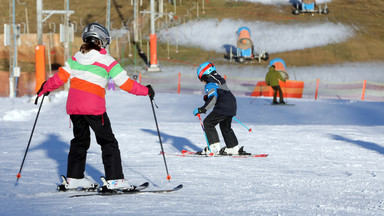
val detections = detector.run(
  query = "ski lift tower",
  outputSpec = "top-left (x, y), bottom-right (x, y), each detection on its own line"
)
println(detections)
top-left (36, 0), bottom-right (73, 92)
top-left (142, 0), bottom-right (173, 72)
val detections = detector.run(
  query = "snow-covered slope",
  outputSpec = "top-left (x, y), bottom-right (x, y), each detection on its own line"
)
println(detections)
top-left (1, 90), bottom-right (383, 215)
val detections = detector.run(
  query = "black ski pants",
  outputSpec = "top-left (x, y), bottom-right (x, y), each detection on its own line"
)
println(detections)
top-left (272, 85), bottom-right (284, 103)
top-left (203, 112), bottom-right (238, 148)
top-left (67, 113), bottom-right (124, 180)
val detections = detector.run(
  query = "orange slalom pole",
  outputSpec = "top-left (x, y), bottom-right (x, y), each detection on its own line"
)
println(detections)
top-left (361, 80), bottom-right (366, 101)
top-left (315, 78), bottom-right (320, 100)
top-left (178, 72), bottom-right (181, 94)
top-left (35, 45), bottom-right (46, 93)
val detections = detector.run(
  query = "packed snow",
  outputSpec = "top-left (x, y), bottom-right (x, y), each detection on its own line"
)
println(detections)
top-left (1, 89), bottom-right (384, 215)
top-left (1, 0), bottom-right (384, 215)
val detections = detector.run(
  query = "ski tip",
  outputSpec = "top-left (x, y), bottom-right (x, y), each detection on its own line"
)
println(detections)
top-left (174, 184), bottom-right (183, 190)
top-left (252, 154), bottom-right (269, 157)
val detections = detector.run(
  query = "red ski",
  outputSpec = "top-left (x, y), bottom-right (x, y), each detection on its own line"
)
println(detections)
top-left (161, 150), bottom-right (268, 158)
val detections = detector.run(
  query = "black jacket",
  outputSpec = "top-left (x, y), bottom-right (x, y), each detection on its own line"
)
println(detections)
top-left (201, 72), bottom-right (237, 116)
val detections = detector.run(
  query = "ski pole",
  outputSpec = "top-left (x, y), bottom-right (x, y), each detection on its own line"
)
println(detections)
top-left (233, 117), bottom-right (252, 132)
top-left (16, 95), bottom-right (46, 182)
top-left (196, 114), bottom-right (213, 155)
top-left (284, 82), bottom-right (288, 104)
top-left (149, 98), bottom-right (171, 182)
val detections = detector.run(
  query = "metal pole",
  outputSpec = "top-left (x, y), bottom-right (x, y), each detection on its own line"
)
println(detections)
top-left (148, 0), bottom-right (160, 71)
top-left (36, 0), bottom-right (43, 45)
top-left (9, 0), bottom-right (17, 97)
top-left (106, 0), bottom-right (111, 36)
top-left (133, 0), bottom-right (138, 42)
top-left (64, 0), bottom-right (70, 62)
top-left (149, 98), bottom-right (171, 181)
top-left (16, 95), bottom-right (46, 182)
top-left (150, 0), bottom-right (155, 40)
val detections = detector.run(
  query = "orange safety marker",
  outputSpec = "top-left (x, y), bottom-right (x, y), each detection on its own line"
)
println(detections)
top-left (178, 73), bottom-right (181, 94)
top-left (315, 78), bottom-right (320, 100)
top-left (361, 80), bottom-right (366, 101)
top-left (149, 34), bottom-right (158, 66)
top-left (35, 45), bottom-right (46, 93)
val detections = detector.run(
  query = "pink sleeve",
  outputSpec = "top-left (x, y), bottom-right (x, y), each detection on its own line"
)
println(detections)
top-left (42, 73), bottom-right (65, 94)
top-left (128, 81), bottom-right (149, 96)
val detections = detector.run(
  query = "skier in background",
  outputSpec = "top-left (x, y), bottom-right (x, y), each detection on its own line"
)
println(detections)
top-left (107, 77), bottom-right (115, 91)
top-left (37, 23), bottom-right (155, 191)
top-left (265, 64), bottom-right (286, 104)
top-left (193, 62), bottom-right (250, 156)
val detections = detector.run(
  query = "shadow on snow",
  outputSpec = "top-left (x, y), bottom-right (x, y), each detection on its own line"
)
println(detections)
top-left (141, 128), bottom-right (201, 152)
top-left (331, 134), bottom-right (384, 155)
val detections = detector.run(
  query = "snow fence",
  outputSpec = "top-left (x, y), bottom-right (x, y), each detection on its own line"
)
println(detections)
top-left (137, 73), bottom-right (384, 102)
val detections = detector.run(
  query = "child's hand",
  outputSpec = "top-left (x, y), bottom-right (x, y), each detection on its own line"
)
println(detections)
top-left (193, 108), bottom-right (203, 116)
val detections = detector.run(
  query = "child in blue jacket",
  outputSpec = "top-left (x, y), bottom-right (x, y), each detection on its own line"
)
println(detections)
top-left (193, 62), bottom-right (250, 156)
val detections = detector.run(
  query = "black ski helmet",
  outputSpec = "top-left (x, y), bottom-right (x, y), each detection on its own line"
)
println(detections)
top-left (82, 23), bottom-right (111, 48)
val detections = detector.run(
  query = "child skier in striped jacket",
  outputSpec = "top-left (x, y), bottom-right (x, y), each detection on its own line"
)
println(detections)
top-left (37, 23), bottom-right (154, 191)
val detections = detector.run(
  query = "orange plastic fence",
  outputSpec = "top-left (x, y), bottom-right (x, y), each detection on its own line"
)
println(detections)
top-left (250, 80), bottom-right (304, 98)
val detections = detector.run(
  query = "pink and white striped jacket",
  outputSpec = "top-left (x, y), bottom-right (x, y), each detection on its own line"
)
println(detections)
top-left (41, 48), bottom-right (149, 115)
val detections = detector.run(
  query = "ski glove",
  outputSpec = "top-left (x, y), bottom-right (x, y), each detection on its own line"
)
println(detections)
top-left (146, 85), bottom-right (155, 100)
top-left (37, 81), bottom-right (50, 97)
top-left (193, 107), bottom-right (206, 116)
